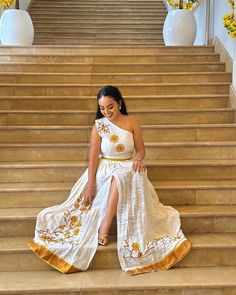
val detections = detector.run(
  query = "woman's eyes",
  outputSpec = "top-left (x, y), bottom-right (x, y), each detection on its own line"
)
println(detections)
top-left (100, 106), bottom-right (113, 110)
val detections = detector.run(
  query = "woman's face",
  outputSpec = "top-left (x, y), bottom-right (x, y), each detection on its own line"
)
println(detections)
top-left (98, 95), bottom-right (120, 121)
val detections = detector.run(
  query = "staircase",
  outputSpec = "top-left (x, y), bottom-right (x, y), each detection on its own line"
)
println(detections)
top-left (29, 0), bottom-right (166, 45)
top-left (0, 0), bottom-right (236, 294)
top-left (0, 44), bottom-right (236, 294)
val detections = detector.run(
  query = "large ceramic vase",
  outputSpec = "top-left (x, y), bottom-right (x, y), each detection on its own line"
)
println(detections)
top-left (163, 9), bottom-right (197, 46)
top-left (0, 9), bottom-right (34, 45)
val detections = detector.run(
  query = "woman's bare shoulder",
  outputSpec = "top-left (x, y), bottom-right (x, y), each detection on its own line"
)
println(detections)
top-left (126, 115), bottom-right (139, 126)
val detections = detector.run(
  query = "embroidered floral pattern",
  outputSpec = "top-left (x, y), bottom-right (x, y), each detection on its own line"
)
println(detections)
top-left (37, 197), bottom-right (90, 244)
top-left (116, 144), bottom-right (125, 152)
top-left (110, 135), bottom-right (119, 143)
top-left (123, 232), bottom-right (183, 259)
top-left (97, 121), bottom-right (110, 135)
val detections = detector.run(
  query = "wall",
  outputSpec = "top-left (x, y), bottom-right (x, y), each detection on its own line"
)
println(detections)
top-left (19, 0), bottom-right (33, 10)
top-left (212, 0), bottom-right (234, 58)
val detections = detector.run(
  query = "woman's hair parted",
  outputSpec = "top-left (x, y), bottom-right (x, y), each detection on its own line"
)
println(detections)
top-left (96, 85), bottom-right (128, 119)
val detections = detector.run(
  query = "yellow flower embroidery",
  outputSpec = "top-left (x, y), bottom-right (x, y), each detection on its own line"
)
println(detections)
top-left (132, 243), bottom-right (140, 251)
top-left (37, 196), bottom-right (91, 244)
top-left (73, 228), bottom-right (80, 235)
top-left (70, 215), bottom-right (78, 225)
top-left (110, 135), bottom-right (119, 143)
top-left (116, 144), bottom-right (125, 152)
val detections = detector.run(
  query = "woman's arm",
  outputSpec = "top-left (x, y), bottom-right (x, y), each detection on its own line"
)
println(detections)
top-left (130, 116), bottom-right (145, 172)
top-left (83, 124), bottom-right (101, 205)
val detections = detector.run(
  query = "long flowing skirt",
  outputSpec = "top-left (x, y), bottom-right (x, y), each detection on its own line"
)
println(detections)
top-left (28, 159), bottom-right (191, 274)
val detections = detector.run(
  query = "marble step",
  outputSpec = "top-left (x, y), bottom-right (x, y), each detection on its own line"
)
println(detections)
top-left (31, 4), bottom-right (165, 8)
top-left (30, 4), bottom-right (165, 8)
top-left (0, 83), bottom-right (230, 96)
top-left (0, 267), bottom-right (236, 295)
top-left (0, 53), bottom-right (220, 63)
top-left (0, 95), bottom-right (229, 110)
top-left (0, 123), bottom-right (235, 143)
top-left (0, 73), bottom-right (231, 84)
top-left (34, 35), bottom-right (164, 46)
top-left (0, 45), bottom-right (215, 54)
top-left (30, 11), bottom-right (166, 15)
top-left (0, 62), bottom-right (225, 73)
top-left (0, 109), bottom-right (233, 126)
top-left (33, 28), bottom-right (164, 33)
top-left (2, 142), bottom-right (236, 161)
top-left (31, 18), bottom-right (165, 23)
top-left (2, 159), bottom-right (236, 182)
top-left (1, 180), bottom-right (236, 208)
top-left (34, 32), bottom-right (164, 38)
top-left (32, 39), bottom-right (164, 45)
top-left (0, 205), bottom-right (236, 237)
top-left (0, 234), bottom-right (235, 272)
top-left (32, 39), bottom-right (165, 45)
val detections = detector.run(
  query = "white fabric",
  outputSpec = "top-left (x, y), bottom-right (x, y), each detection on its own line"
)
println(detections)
top-left (32, 117), bottom-right (187, 272)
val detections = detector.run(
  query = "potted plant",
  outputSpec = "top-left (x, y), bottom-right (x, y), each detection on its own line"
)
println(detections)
top-left (0, 0), bottom-right (34, 45)
top-left (163, 0), bottom-right (199, 46)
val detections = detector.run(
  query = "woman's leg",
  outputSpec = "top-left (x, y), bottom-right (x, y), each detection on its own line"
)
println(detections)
top-left (99, 176), bottom-right (119, 235)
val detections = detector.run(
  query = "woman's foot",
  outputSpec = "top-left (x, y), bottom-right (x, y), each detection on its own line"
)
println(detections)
top-left (98, 233), bottom-right (108, 246)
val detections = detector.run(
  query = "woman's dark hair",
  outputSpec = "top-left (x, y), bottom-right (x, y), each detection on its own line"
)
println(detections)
top-left (96, 85), bottom-right (128, 119)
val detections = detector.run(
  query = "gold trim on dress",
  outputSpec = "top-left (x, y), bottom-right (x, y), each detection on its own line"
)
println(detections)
top-left (102, 156), bottom-right (132, 161)
top-left (28, 240), bottom-right (80, 274)
top-left (127, 239), bottom-right (191, 275)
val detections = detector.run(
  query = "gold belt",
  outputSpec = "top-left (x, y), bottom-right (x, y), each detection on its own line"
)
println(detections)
top-left (102, 157), bottom-right (132, 161)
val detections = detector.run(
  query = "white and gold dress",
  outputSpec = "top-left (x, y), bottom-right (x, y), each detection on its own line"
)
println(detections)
top-left (28, 117), bottom-right (191, 274)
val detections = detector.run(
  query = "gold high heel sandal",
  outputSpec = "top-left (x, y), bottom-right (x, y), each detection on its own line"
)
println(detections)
top-left (98, 233), bottom-right (108, 246)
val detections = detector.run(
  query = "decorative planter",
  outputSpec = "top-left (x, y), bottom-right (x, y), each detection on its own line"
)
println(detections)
top-left (0, 9), bottom-right (34, 45)
top-left (163, 10), bottom-right (197, 46)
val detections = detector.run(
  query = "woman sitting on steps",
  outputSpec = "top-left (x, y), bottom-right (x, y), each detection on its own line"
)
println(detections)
top-left (28, 85), bottom-right (191, 275)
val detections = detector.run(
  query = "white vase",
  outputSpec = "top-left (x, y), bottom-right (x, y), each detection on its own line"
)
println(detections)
top-left (0, 9), bottom-right (34, 46)
top-left (163, 10), bottom-right (197, 46)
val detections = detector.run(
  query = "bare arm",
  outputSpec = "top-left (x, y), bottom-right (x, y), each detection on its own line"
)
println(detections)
top-left (83, 124), bottom-right (101, 205)
top-left (130, 116), bottom-right (145, 172)
top-left (132, 116), bottom-right (145, 160)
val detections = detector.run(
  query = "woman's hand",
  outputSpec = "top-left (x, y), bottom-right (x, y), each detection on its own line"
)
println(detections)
top-left (132, 159), bottom-right (145, 173)
top-left (82, 188), bottom-right (96, 206)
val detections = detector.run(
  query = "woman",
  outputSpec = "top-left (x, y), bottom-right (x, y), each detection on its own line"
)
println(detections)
top-left (28, 85), bottom-right (191, 275)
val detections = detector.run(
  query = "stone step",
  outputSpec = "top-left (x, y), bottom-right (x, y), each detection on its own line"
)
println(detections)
top-left (2, 142), bottom-right (236, 162)
top-left (32, 39), bottom-right (164, 45)
top-left (0, 118), bottom-right (233, 138)
top-left (30, 10), bottom-right (166, 15)
top-left (34, 32), bottom-right (163, 38)
top-left (30, 3), bottom-right (165, 7)
top-left (34, 27), bottom-right (164, 32)
top-left (0, 62), bottom-right (225, 73)
top-left (0, 83), bottom-right (230, 96)
top-left (31, 18), bottom-right (165, 22)
top-left (1, 180), bottom-right (236, 208)
top-left (0, 54), bottom-right (220, 63)
top-left (0, 267), bottom-right (235, 295)
top-left (0, 123), bottom-right (235, 143)
top-left (0, 73), bottom-right (231, 84)
top-left (0, 45), bottom-right (215, 54)
top-left (31, 5), bottom-right (165, 9)
top-left (0, 109), bottom-right (233, 126)
top-left (2, 160), bottom-right (236, 183)
top-left (0, 205), bottom-right (236, 237)
top-left (0, 95), bottom-right (228, 110)
top-left (0, 233), bottom-right (235, 272)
